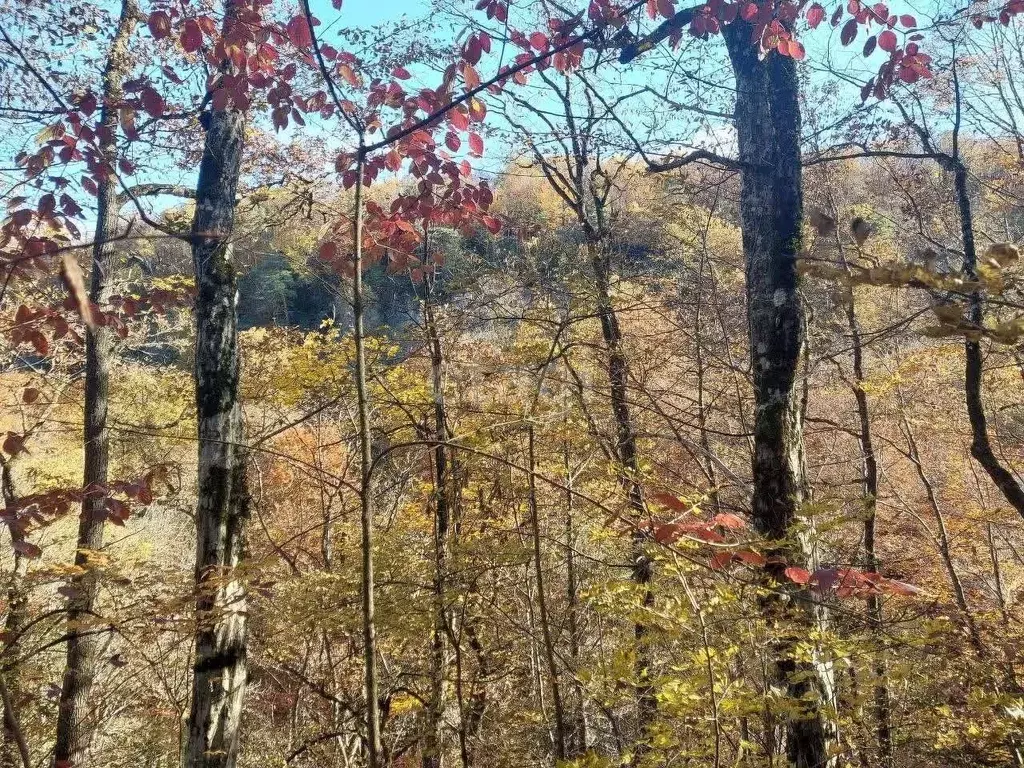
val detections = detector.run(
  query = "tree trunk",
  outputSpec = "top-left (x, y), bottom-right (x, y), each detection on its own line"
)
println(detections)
top-left (953, 162), bottom-right (1024, 522)
top-left (722, 21), bottom-right (836, 768)
top-left (842, 286), bottom-right (893, 768)
top-left (351, 143), bottom-right (382, 768)
top-left (184, 6), bottom-right (250, 764)
top-left (423, 288), bottom-right (449, 768)
top-left (1, 460), bottom-right (29, 768)
top-left (586, 239), bottom-right (655, 760)
top-left (562, 439), bottom-right (588, 758)
top-left (526, 426), bottom-right (567, 761)
top-left (53, 3), bottom-right (138, 764)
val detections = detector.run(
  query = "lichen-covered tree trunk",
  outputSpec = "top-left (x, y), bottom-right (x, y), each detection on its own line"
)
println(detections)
top-left (723, 21), bottom-right (836, 768)
top-left (184, 9), bottom-right (250, 765)
top-left (53, 3), bottom-right (138, 764)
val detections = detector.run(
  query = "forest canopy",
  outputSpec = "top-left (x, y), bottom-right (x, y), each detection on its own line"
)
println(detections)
top-left (1, 1), bottom-right (1024, 767)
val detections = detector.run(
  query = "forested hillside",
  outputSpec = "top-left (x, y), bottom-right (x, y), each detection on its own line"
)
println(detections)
top-left (1, 1), bottom-right (1024, 767)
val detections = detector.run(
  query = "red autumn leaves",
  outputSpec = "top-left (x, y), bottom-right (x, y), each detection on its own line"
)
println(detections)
top-left (649, 491), bottom-right (921, 599)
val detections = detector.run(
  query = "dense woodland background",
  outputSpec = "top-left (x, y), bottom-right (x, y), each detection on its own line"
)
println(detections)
top-left (1, 0), bottom-right (1024, 767)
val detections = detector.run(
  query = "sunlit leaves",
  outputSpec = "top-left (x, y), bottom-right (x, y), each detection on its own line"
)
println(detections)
top-left (285, 15), bottom-right (313, 49)
top-left (806, 3), bottom-right (826, 28)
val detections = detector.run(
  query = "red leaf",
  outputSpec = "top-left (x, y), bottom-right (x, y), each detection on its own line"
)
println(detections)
top-left (482, 215), bottom-right (502, 234)
top-left (709, 551), bottom-right (734, 569)
top-left (899, 13), bottom-right (916, 27)
top-left (688, 527), bottom-right (726, 543)
top-left (788, 39), bottom-right (806, 59)
top-left (657, 0), bottom-right (675, 18)
top-left (653, 522), bottom-right (684, 544)
top-left (12, 539), bottom-right (41, 559)
top-left (445, 131), bottom-right (460, 152)
top-left (140, 86), bottom-right (164, 118)
top-left (709, 512), bottom-right (746, 530)
top-left (897, 65), bottom-right (919, 83)
top-left (806, 3), bottom-right (825, 28)
top-left (319, 241), bottom-right (338, 261)
top-left (393, 66), bottom-right (411, 80)
top-left (449, 108), bottom-right (470, 131)
top-left (286, 15), bottom-right (313, 48)
top-left (651, 491), bottom-right (689, 512)
top-left (784, 566), bottom-right (812, 584)
top-left (468, 97), bottom-right (487, 121)
top-left (147, 10), bottom-right (171, 40)
top-left (878, 29), bottom-right (897, 52)
top-left (734, 549), bottom-right (768, 566)
top-left (180, 19), bottom-right (203, 53)
top-left (741, 2), bottom-right (758, 20)
top-left (469, 132), bottom-right (484, 155)
top-left (529, 31), bottom-right (549, 50)
top-left (338, 63), bottom-right (360, 87)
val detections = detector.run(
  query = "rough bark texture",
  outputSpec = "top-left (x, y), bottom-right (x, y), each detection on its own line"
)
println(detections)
top-left (722, 22), bottom-right (836, 768)
top-left (53, 3), bottom-right (138, 764)
top-left (1, 460), bottom-right (28, 768)
top-left (184, 15), bottom-right (250, 766)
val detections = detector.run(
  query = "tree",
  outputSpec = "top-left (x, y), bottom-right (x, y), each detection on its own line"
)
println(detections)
top-left (184, 2), bottom-right (253, 765)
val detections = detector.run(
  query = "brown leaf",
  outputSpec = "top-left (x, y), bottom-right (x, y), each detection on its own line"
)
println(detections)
top-left (60, 253), bottom-right (95, 330)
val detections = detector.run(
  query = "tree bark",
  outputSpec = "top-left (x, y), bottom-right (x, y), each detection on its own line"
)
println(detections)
top-left (53, 3), bottom-right (138, 764)
top-left (722, 21), bottom-right (836, 768)
top-left (526, 426), bottom-right (567, 761)
top-left (423, 284), bottom-right (449, 768)
top-left (351, 142), bottom-right (382, 768)
top-left (184, 5), bottom-right (250, 765)
top-left (562, 439), bottom-right (588, 758)
top-left (1, 459), bottom-right (29, 768)
top-left (587, 239), bottom-right (655, 761)
top-left (953, 162), bottom-right (1024, 522)
top-left (843, 286), bottom-right (893, 768)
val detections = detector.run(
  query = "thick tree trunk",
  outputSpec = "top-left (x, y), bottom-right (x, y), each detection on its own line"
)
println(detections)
top-left (184, 8), bottom-right (250, 765)
top-left (722, 22), bottom-right (836, 768)
top-left (53, 3), bottom-right (138, 764)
